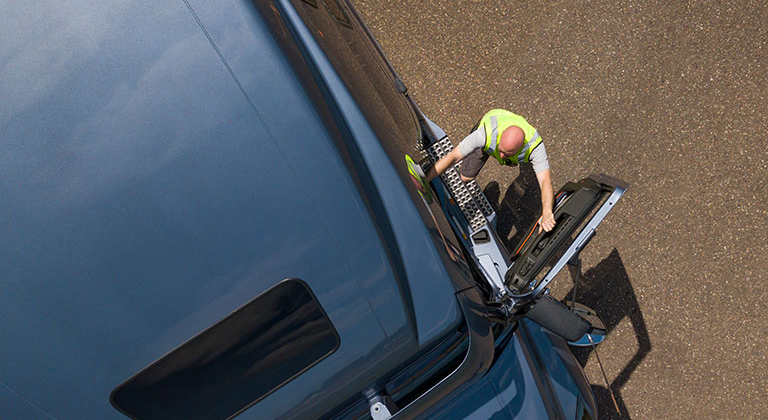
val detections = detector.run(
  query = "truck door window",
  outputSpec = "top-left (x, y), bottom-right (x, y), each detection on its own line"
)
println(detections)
top-left (111, 278), bottom-right (339, 420)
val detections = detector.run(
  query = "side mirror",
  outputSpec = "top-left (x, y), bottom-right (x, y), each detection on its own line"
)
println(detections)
top-left (564, 302), bottom-right (607, 347)
top-left (523, 296), bottom-right (607, 346)
top-left (523, 295), bottom-right (590, 342)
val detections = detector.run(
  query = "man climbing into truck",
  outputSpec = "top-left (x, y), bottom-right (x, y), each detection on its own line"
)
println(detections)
top-left (425, 109), bottom-right (557, 233)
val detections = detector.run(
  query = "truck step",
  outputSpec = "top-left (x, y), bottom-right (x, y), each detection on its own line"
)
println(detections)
top-left (426, 137), bottom-right (494, 231)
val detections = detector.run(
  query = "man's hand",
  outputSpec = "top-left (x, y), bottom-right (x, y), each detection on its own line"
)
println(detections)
top-left (536, 169), bottom-right (556, 233)
top-left (539, 211), bottom-right (556, 233)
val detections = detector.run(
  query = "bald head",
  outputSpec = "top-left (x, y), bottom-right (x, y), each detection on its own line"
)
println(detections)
top-left (499, 126), bottom-right (524, 158)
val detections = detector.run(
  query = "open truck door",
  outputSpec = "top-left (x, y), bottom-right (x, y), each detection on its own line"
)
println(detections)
top-left (420, 126), bottom-right (629, 343)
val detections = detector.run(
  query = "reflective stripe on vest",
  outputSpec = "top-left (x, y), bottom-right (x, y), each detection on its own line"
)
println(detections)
top-left (489, 116), bottom-right (499, 152)
top-left (516, 131), bottom-right (540, 163)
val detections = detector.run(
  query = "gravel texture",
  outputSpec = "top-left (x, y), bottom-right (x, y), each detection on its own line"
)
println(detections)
top-left (354, 1), bottom-right (768, 418)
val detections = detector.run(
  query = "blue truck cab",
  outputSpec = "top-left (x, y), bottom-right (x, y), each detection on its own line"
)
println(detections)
top-left (0, 0), bottom-right (626, 419)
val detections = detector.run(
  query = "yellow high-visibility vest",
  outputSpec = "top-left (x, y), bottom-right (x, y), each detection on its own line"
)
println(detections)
top-left (479, 109), bottom-right (542, 165)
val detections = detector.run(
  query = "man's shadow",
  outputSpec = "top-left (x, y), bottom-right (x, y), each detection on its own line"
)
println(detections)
top-left (485, 173), bottom-right (649, 420)
top-left (482, 164), bottom-right (541, 251)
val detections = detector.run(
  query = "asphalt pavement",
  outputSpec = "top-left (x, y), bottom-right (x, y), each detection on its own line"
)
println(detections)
top-left (354, 1), bottom-right (768, 418)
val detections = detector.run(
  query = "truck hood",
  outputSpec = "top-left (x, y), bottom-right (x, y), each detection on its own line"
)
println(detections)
top-left (0, 0), bottom-right (462, 418)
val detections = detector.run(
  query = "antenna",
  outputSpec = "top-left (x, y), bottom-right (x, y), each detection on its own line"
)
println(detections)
top-left (588, 334), bottom-right (620, 414)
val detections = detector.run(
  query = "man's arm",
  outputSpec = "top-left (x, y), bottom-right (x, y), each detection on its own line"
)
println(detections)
top-left (426, 127), bottom-right (485, 182)
top-left (536, 169), bottom-right (556, 233)
top-left (425, 146), bottom-right (463, 183)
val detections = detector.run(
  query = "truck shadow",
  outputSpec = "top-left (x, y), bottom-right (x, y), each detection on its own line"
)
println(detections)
top-left (486, 176), bottom-right (649, 420)
top-left (567, 249), bottom-right (649, 420)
